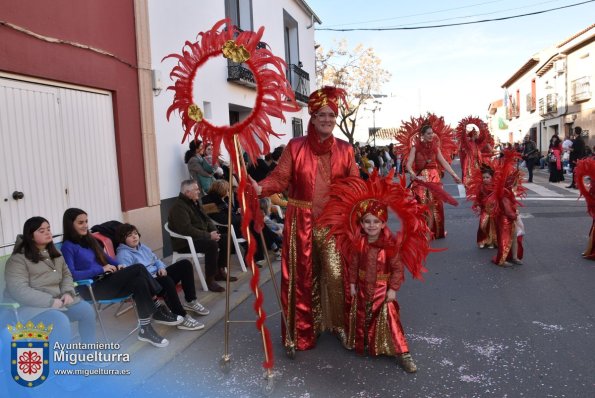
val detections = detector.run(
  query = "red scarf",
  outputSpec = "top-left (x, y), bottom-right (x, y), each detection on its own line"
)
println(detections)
top-left (306, 119), bottom-right (335, 155)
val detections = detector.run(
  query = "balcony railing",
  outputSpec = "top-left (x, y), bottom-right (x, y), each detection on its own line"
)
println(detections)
top-left (287, 64), bottom-right (310, 104)
top-left (526, 93), bottom-right (536, 112)
top-left (227, 60), bottom-right (256, 88)
top-left (539, 93), bottom-right (558, 116)
top-left (226, 39), bottom-right (267, 88)
top-left (571, 76), bottom-right (591, 102)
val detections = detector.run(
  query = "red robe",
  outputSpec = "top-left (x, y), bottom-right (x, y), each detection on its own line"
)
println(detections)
top-left (260, 134), bottom-right (359, 350)
top-left (411, 137), bottom-right (445, 239)
top-left (476, 184), bottom-right (497, 247)
top-left (347, 239), bottom-right (409, 356)
top-left (582, 186), bottom-right (595, 260)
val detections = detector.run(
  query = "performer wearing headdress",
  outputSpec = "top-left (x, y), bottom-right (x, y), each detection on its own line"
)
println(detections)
top-left (254, 86), bottom-right (359, 351)
top-left (455, 116), bottom-right (494, 185)
top-left (319, 171), bottom-right (432, 373)
top-left (573, 158), bottom-right (595, 260)
top-left (466, 162), bottom-right (498, 249)
top-left (398, 117), bottom-right (461, 239)
top-left (488, 150), bottom-right (526, 266)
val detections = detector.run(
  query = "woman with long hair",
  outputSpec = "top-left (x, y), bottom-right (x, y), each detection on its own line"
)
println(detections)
top-left (4, 216), bottom-right (96, 344)
top-left (61, 208), bottom-right (179, 347)
top-left (548, 135), bottom-right (565, 183)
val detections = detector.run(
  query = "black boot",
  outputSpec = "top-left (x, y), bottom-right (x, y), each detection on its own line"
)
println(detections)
top-left (206, 276), bottom-right (225, 292)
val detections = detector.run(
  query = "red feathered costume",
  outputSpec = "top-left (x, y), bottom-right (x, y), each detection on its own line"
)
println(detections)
top-left (258, 86), bottom-right (359, 351)
top-left (487, 150), bottom-right (526, 266)
top-left (455, 116), bottom-right (494, 185)
top-left (466, 161), bottom-right (498, 248)
top-left (395, 114), bottom-right (459, 239)
top-left (574, 158), bottom-right (595, 260)
top-left (319, 171), bottom-right (432, 359)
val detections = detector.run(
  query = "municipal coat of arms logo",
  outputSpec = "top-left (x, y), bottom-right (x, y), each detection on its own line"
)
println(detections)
top-left (8, 321), bottom-right (53, 387)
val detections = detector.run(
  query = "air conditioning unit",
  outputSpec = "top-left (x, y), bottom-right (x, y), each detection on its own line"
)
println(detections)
top-left (554, 59), bottom-right (566, 74)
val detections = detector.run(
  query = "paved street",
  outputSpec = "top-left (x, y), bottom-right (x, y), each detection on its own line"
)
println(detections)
top-left (124, 164), bottom-right (595, 398)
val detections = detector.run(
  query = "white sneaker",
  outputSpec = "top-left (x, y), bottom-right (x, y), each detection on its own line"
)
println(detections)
top-left (177, 314), bottom-right (205, 331)
top-left (183, 300), bottom-right (210, 316)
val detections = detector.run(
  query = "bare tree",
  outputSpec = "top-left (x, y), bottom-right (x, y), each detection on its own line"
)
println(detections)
top-left (315, 39), bottom-right (391, 145)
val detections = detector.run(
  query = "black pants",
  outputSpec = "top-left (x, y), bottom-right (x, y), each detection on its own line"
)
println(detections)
top-left (78, 263), bottom-right (160, 319)
top-left (155, 259), bottom-right (196, 316)
top-left (187, 233), bottom-right (229, 278)
top-left (525, 158), bottom-right (536, 182)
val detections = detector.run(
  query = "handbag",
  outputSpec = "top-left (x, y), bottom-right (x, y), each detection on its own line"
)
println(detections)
top-left (548, 153), bottom-right (557, 163)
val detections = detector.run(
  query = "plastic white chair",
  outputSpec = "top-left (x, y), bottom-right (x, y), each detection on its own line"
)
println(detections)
top-left (208, 218), bottom-right (248, 273)
top-left (163, 222), bottom-right (208, 292)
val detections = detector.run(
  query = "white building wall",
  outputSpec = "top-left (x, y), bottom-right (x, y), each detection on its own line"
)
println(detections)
top-left (148, 0), bottom-right (315, 200)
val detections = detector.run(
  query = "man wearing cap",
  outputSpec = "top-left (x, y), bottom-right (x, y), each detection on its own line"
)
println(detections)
top-left (254, 86), bottom-right (359, 351)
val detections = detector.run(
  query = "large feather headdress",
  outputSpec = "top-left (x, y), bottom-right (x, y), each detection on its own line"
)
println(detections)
top-left (394, 113), bottom-right (457, 173)
top-left (319, 170), bottom-right (432, 280)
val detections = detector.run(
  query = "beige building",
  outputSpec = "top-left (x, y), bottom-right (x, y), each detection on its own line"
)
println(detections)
top-left (489, 24), bottom-right (594, 153)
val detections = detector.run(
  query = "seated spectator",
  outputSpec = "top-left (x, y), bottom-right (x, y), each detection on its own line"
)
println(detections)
top-left (268, 192), bottom-right (287, 223)
top-left (62, 208), bottom-right (180, 348)
top-left (4, 216), bottom-right (96, 344)
top-left (168, 180), bottom-right (238, 292)
top-left (185, 140), bottom-right (215, 193)
top-left (115, 224), bottom-right (208, 331)
top-left (259, 198), bottom-right (283, 260)
top-left (203, 142), bottom-right (224, 179)
top-left (201, 179), bottom-right (242, 233)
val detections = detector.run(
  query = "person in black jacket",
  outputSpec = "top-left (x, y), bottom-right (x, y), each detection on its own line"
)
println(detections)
top-left (567, 126), bottom-right (586, 189)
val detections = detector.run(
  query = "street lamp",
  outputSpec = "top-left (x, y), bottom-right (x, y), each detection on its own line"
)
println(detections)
top-left (366, 100), bottom-right (381, 147)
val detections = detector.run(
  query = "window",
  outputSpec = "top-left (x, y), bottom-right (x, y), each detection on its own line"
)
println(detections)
top-left (225, 0), bottom-right (253, 31)
top-left (292, 118), bottom-right (303, 137)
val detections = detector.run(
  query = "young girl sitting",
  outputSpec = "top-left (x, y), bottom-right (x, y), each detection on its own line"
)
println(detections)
top-left (115, 223), bottom-right (209, 331)
top-left (259, 197), bottom-right (283, 260)
top-left (320, 170), bottom-right (432, 373)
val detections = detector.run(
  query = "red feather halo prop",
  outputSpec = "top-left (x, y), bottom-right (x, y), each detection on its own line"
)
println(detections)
top-left (394, 113), bottom-right (457, 174)
top-left (164, 19), bottom-right (300, 371)
top-left (163, 18), bottom-right (299, 163)
top-left (318, 169), bottom-right (432, 280)
top-left (484, 149), bottom-right (526, 217)
top-left (455, 116), bottom-right (494, 157)
top-left (574, 158), bottom-right (595, 218)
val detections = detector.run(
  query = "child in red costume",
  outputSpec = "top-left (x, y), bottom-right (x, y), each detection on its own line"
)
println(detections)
top-left (320, 171), bottom-right (432, 373)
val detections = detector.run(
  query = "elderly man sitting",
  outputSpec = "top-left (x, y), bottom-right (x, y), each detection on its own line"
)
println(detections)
top-left (168, 179), bottom-right (237, 292)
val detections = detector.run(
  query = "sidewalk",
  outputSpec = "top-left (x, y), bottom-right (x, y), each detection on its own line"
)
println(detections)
top-left (90, 253), bottom-right (281, 388)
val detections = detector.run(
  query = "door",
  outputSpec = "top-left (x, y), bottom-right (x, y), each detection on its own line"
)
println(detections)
top-left (0, 77), bottom-right (121, 255)
top-left (0, 78), bottom-right (68, 254)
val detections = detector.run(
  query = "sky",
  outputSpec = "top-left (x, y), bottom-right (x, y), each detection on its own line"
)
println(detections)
top-left (306, 0), bottom-right (595, 142)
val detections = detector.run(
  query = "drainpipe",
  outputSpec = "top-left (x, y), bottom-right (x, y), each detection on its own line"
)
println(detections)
top-left (306, 14), bottom-right (315, 29)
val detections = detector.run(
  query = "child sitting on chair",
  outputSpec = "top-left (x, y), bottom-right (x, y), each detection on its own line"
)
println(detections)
top-left (115, 223), bottom-right (209, 331)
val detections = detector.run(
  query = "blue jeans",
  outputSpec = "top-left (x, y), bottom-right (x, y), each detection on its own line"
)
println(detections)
top-left (31, 301), bottom-right (97, 344)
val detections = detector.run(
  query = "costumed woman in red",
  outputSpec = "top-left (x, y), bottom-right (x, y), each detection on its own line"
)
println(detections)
top-left (319, 170), bottom-right (432, 373)
top-left (397, 115), bottom-right (462, 239)
top-left (255, 86), bottom-right (359, 351)
top-left (455, 116), bottom-right (494, 185)
top-left (466, 161), bottom-right (498, 249)
top-left (488, 149), bottom-right (526, 266)
top-left (573, 158), bottom-right (595, 259)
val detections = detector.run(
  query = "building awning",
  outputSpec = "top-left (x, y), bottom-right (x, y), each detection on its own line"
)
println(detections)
top-left (501, 57), bottom-right (539, 88)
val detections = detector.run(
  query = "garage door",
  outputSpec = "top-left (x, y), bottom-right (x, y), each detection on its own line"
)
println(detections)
top-left (0, 77), bottom-right (121, 254)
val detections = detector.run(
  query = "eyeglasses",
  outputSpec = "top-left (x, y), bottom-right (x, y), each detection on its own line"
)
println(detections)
top-left (316, 112), bottom-right (337, 119)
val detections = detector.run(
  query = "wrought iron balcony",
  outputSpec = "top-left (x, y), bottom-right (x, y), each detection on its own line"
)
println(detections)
top-left (227, 60), bottom-right (256, 88)
top-left (539, 93), bottom-right (558, 116)
top-left (526, 93), bottom-right (536, 112)
top-left (571, 76), bottom-right (591, 102)
top-left (287, 64), bottom-right (310, 105)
